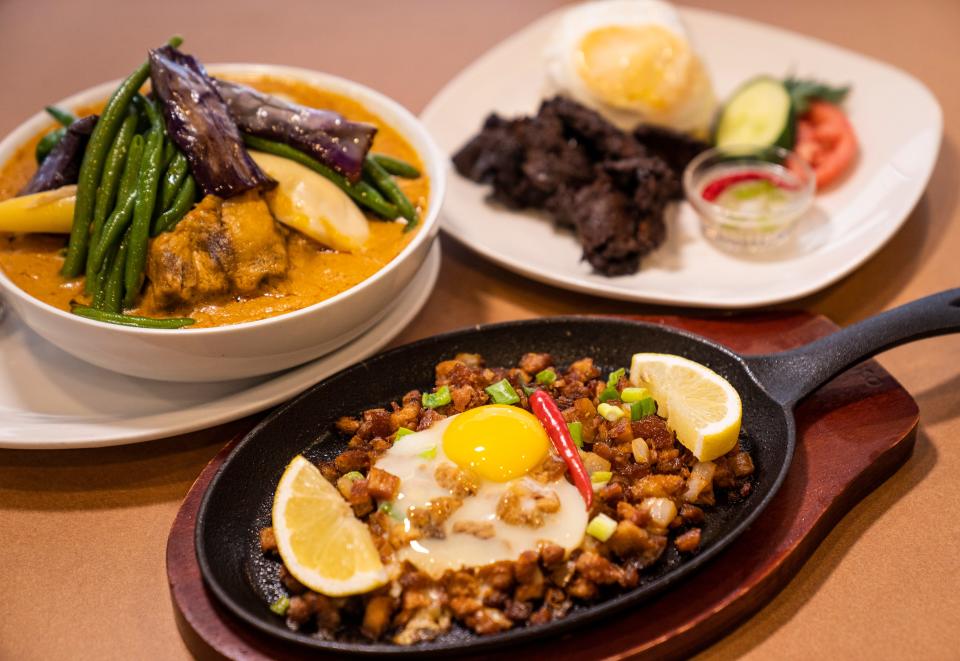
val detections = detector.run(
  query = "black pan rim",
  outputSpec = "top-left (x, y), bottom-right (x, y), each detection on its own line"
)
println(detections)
top-left (195, 315), bottom-right (796, 656)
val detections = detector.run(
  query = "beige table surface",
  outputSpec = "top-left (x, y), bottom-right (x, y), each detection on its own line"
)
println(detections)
top-left (1, 0), bottom-right (958, 659)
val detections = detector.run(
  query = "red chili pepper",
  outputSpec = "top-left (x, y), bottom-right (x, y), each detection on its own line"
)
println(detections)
top-left (529, 390), bottom-right (593, 509)
top-left (701, 170), bottom-right (795, 202)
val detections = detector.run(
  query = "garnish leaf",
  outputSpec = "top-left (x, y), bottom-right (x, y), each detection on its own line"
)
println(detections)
top-left (784, 77), bottom-right (850, 114)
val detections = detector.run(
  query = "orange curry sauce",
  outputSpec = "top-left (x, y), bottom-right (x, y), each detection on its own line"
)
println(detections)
top-left (0, 74), bottom-right (428, 327)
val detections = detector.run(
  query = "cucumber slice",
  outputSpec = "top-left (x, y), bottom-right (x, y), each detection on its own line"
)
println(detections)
top-left (715, 77), bottom-right (795, 149)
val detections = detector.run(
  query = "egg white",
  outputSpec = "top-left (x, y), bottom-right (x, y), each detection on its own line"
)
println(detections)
top-left (373, 414), bottom-right (588, 577)
top-left (543, 0), bottom-right (716, 134)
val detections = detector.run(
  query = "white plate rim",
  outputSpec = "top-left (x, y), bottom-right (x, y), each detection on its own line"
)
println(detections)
top-left (421, 5), bottom-right (943, 308)
top-left (0, 242), bottom-right (441, 450)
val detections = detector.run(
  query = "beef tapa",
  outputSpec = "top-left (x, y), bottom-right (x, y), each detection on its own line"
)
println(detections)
top-left (453, 97), bottom-right (706, 276)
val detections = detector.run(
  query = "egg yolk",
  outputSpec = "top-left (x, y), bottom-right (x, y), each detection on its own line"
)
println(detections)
top-left (442, 405), bottom-right (550, 482)
top-left (575, 25), bottom-right (698, 112)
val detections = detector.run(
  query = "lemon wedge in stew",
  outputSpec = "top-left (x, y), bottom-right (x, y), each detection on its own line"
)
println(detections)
top-left (629, 353), bottom-right (742, 462)
top-left (0, 185), bottom-right (75, 233)
top-left (272, 455), bottom-right (386, 596)
top-left (250, 151), bottom-right (369, 253)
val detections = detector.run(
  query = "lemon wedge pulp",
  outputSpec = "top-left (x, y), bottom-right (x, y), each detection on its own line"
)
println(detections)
top-left (272, 455), bottom-right (386, 596)
top-left (629, 353), bottom-right (742, 461)
top-left (249, 151), bottom-right (369, 253)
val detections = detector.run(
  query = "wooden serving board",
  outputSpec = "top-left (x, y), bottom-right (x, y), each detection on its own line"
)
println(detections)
top-left (166, 312), bottom-right (919, 660)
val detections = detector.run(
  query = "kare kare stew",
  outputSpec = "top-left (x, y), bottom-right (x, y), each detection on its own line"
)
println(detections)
top-left (0, 42), bottom-right (428, 329)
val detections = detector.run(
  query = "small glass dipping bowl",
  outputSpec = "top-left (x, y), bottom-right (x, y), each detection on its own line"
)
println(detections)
top-left (683, 145), bottom-right (815, 251)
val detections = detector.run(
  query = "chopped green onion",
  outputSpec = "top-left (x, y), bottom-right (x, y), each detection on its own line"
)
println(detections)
top-left (586, 513), bottom-right (617, 541)
top-left (590, 470), bottom-right (612, 483)
top-left (620, 387), bottom-right (649, 403)
top-left (568, 421), bottom-right (583, 448)
top-left (343, 471), bottom-right (364, 481)
top-left (629, 397), bottom-right (656, 420)
top-left (522, 383), bottom-right (538, 396)
top-left (535, 368), bottom-right (557, 385)
top-left (422, 386), bottom-right (451, 409)
top-left (269, 595), bottom-right (290, 616)
top-left (485, 379), bottom-right (520, 405)
top-left (418, 446), bottom-right (437, 460)
top-left (599, 367), bottom-right (626, 402)
top-left (599, 386), bottom-right (620, 402)
top-left (379, 501), bottom-right (405, 521)
top-left (597, 402), bottom-right (625, 422)
top-left (607, 368), bottom-right (625, 387)
top-left (395, 427), bottom-right (415, 439)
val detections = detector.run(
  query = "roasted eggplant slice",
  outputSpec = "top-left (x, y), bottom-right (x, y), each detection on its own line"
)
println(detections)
top-left (214, 79), bottom-right (376, 183)
top-left (149, 45), bottom-right (273, 198)
top-left (20, 114), bottom-right (98, 195)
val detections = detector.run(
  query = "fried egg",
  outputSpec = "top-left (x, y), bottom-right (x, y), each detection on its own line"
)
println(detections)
top-left (544, 0), bottom-right (716, 135)
top-left (373, 405), bottom-right (587, 577)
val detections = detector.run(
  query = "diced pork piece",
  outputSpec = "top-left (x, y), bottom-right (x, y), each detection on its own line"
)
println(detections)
top-left (258, 527), bottom-right (277, 553)
top-left (220, 191), bottom-right (288, 291)
top-left (496, 481), bottom-right (560, 528)
top-left (434, 462), bottom-right (479, 497)
top-left (367, 468), bottom-right (401, 501)
top-left (144, 191), bottom-right (287, 309)
top-left (407, 496), bottom-right (463, 538)
top-left (518, 352), bottom-right (553, 375)
top-left (674, 528), bottom-right (702, 553)
top-left (452, 521), bottom-right (495, 539)
top-left (361, 595), bottom-right (396, 640)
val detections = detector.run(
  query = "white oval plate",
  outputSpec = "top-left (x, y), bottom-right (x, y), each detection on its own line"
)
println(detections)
top-left (421, 6), bottom-right (942, 308)
top-left (0, 243), bottom-right (440, 449)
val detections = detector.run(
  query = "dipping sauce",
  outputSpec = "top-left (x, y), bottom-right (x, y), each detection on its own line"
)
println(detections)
top-left (683, 146), bottom-right (814, 251)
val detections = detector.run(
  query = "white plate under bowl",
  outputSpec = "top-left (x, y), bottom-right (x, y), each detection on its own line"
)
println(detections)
top-left (421, 6), bottom-right (942, 308)
top-left (0, 242), bottom-right (440, 449)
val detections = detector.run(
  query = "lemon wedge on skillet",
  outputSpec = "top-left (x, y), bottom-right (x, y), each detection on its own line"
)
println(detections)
top-left (249, 151), bottom-right (370, 253)
top-left (272, 455), bottom-right (386, 596)
top-left (630, 353), bottom-right (742, 462)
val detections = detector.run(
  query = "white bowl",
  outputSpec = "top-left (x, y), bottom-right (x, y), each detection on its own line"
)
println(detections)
top-left (0, 64), bottom-right (445, 382)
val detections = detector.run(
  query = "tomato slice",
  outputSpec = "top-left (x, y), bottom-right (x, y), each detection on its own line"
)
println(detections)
top-left (794, 100), bottom-right (858, 189)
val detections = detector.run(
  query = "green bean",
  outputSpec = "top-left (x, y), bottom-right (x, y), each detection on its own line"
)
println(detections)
top-left (70, 306), bottom-right (196, 329)
top-left (161, 139), bottom-right (175, 170)
top-left (241, 134), bottom-right (399, 219)
top-left (93, 107), bottom-right (139, 236)
top-left (86, 107), bottom-right (139, 293)
top-left (117, 134), bottom-right (145, 202)
top-left (89, 134), bottom-right (143, 273)
top-left (45, 106), bottom-right (76, 127)
top-left (89, 192), bottom-right (136, 274)
top-left (135, 94), bottom-right (163, 131)
top-left (362, 156), bottom-right (418, 230)
top-left (153, 175), bottom-right (196, 235)
top-left (90, 244), bottom-right (114, 310)
top-left (61, 35), bottom-right (182, 277)
top-left (35, 127), bottom-right (67, 163)
top-left (159, 152), bottom-right (188, 210)
top-left (101, 231), bottom-right (130, 313)
top-left (371, 153), bottom-right (421, 179)
top-left (123, 126), bottom-right (163, 307)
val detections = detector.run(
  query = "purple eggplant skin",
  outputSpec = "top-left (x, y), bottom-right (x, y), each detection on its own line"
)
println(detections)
top-left (214, 79), bottom-right (376, 183)
top-left (148, 45), bottom-right (274, 198)
top-left (19, 115), bottom-right (98, 195)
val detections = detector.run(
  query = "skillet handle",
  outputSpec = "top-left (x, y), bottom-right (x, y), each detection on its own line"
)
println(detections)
top-left (744, 289), bottom-right (960, 407)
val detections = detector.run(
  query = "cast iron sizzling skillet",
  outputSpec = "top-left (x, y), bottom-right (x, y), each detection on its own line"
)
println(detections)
top-left (195, 290), bottom-right (960, 656)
